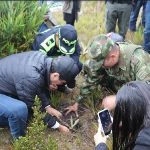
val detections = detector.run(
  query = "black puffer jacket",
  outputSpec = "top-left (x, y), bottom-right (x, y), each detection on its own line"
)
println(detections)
top-left (0, 51), bottom-right (52, 108)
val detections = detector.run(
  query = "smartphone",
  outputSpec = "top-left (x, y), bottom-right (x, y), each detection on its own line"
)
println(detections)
top-left (97, 109), bottom-right (113, 136)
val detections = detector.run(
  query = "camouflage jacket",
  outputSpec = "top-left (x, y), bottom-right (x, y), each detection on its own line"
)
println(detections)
top-left (76, 42), bottom-right (150, 102)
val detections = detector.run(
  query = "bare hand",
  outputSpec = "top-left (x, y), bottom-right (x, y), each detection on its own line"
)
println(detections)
top-left (58, 125), bottom-right (70, 133)
top-left (64, 102), bottom-right (79, 117)
top-left (102, 95), bottom-right (116, 111)
top-left (49, 84), bottom-right (58, 91)
top-left (46, 107), bottom-right (62, 119)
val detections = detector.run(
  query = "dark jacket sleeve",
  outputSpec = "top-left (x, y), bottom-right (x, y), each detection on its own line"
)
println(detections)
top-left (95, 143), bottom-right (107, 150)
top-left (32, 36), bottom-right (40, 50)
top-left (70, 41), bottom-right (82, 72)
top-left (38, 89), bottom-right (51, 108)
top-left (43, 114), bottom-right (57, 128)
top-left (32, 32), bottom-right (46, 51)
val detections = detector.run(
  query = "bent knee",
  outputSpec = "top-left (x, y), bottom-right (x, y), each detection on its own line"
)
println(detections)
top-left (9, 102), bottom-right (28, 120)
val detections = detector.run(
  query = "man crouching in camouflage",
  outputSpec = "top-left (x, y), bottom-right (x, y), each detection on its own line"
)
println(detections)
top-left (65, 34), bottom-right (150, 115)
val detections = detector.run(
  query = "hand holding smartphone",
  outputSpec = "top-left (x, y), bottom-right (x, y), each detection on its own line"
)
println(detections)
top-left (97, 109), bottom-right (113, 136)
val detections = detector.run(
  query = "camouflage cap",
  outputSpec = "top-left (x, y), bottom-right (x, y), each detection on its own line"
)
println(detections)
top-left (88, 34), bottom-right (115, 61)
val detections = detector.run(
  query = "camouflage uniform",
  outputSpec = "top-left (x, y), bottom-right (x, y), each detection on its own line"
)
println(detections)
top-left (76, 35), bottom-right (150, 102)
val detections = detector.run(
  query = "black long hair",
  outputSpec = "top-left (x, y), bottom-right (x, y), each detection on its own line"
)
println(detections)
top-left (112, 81), bottom-right (150, 150)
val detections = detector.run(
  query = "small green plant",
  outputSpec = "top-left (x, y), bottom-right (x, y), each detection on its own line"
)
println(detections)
top-left (13, 96), bottom-right (58, 150)
top-left (50, 91), bottom-right (62, 108)
top-left (83, 86), bottom-right (102, 115)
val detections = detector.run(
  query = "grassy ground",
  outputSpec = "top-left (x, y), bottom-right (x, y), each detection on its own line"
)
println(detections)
top-left (0, 1), bottom-right (143, 150)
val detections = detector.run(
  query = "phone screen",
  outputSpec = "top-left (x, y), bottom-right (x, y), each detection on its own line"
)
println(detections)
top-left (98, 109), bottom-right (112, 135)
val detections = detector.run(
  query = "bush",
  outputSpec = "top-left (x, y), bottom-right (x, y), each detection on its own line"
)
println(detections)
top-left (0, 1), bottom-right (47, 56)
top-left (13, 96), bottom-right (58, 150)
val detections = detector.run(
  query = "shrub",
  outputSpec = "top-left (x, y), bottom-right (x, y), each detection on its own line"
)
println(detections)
top-left (13, 96), bottom-right (58, 150)
top-left (0, 1), bottom-right (47, 56)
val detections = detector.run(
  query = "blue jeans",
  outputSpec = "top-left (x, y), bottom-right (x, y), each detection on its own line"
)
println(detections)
top-left (0, 94), bottom-right (28, 139)
top-left (129, 0), bottom-right (146, 31)
top-left (144, 1), bottom-right (150, 53)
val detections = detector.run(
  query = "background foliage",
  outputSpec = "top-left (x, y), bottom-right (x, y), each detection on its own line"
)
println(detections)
top-left (0, 1), bottom-right (47, 56)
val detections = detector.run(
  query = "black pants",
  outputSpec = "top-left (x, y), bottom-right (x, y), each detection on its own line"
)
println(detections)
top-left (63, 12), bottom-right (75, 26)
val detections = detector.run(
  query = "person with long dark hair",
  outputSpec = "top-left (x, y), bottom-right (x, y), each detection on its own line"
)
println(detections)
top-left (94, 81), bottom-right (150, 150)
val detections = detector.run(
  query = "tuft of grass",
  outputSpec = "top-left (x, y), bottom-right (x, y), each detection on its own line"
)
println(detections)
top-left (82, 86), bottom-right (102, 115)
top-left (126, 27), bottom-right (144, 45)
top-left (50, 91), bottom-right (62, 108)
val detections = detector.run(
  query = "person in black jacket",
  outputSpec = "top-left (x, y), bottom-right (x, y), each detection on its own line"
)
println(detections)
top-left (32, 24), bottom-right (82, 71)
top-left (94, 81), bottom-right (150, 150)
top-left (0, 51), bottom-right (79, 139)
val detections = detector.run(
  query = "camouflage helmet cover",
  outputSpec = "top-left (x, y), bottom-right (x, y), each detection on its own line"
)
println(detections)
top-left (88, 34), bottom-right (115, 60)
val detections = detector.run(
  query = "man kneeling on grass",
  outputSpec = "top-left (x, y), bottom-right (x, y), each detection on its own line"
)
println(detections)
top-left (0, 51), bottom-right (79, 139)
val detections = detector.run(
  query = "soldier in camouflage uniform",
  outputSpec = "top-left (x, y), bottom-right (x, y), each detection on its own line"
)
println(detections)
top-left (65, 34), bottom-right (150, 115)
